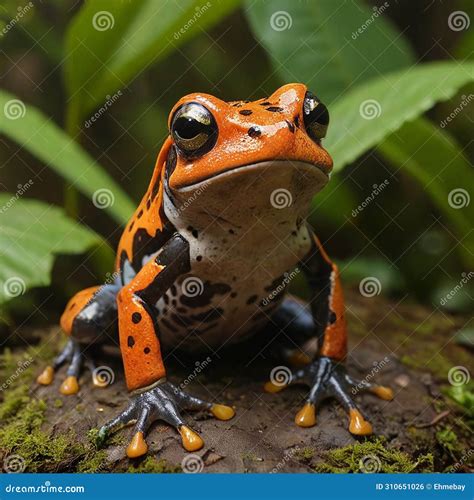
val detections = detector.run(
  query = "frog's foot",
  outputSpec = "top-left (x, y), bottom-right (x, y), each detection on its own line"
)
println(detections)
top-left (264, 356), bottom-right (393, 435)
top-left (36, 339), bottom-right (103, 395)
top-left (97, 381), bottom-right (235, 458)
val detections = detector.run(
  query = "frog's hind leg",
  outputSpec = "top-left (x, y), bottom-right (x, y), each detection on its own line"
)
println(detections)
top-left (37, 283), bottom-right (119, 395)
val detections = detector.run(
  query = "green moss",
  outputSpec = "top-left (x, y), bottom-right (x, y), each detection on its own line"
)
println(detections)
top-left (297, 447), bottom-right (315, 460)
top-left (77, 450), bottom-right (108, 473)
top-left (314, 438), bottom-right (433, 473)
top-left (127, 456), bottom-right (182, 473)
top-left (53, 399), bottom-right (63, 408)
top-left (436, 427), bottom-right (459, 455)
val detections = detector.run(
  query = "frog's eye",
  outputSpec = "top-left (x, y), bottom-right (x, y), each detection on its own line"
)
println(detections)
top-left (170, 103), bottom-right (218, 157)
top-left (303, 91), bottom-right (329, 142)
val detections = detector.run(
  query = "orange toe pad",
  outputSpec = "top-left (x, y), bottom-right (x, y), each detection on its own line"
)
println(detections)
top-left (59, 376), bottom-right (79, 395)
top-left (264, 381), bottom-right (286, 393)
top-left (349, 408), bottom-right (373, 435)
top-left (295, 403), bottom-right (317, 428)
top-left (371, 386), bottom-right (394, 401)
top-left (211, 404), bottom-right (235, 421)
top-left (37, 366), bottom-right (54, 385)
top-left (179, 426), bottom-right (204, 452)
top-left (126, 431), bottom-right (148, 458)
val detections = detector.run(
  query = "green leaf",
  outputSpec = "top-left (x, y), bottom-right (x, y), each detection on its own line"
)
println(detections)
top-left (0, 90), bottom-right (135, 224)
top-left (378, 117), bottom-right (474, 266)
top-left (245, 0), bottom-right (414, 103)
top-left (326, 62), bottom-right (474, 170)
top-left (65, 0), bottom-right (241, 128)
top-left (0, 196), bottom-right (102, 305)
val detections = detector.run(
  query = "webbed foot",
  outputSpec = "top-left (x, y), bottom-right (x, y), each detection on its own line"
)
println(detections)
top-left (264, 356), bottom-right (393, 435)
top-left (98, 381), bottom-right (234, 458)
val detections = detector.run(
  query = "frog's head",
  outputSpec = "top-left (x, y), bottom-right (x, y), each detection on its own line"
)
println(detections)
top-left (163, 84), bottom-right (332, 224)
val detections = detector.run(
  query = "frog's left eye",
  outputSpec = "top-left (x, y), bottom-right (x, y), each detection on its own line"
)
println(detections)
top-left (303, 91), bottom-right (329, 142)
top-left (170, 103), bottom-right (218, 157)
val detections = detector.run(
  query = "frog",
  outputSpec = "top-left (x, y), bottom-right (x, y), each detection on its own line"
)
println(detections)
top-left (37, 83), bottom-right (393, 459)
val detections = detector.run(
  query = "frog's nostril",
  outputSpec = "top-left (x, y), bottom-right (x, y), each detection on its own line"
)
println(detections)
top-left (248, 126), bottom-right (262, 138)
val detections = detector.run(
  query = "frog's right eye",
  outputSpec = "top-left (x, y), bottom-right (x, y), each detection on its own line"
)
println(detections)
top-left (170, 103), bottom-right (218, 157)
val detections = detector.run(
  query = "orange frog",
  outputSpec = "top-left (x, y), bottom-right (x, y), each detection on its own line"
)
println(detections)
top-left (37, 84), bottom-right (393, 458)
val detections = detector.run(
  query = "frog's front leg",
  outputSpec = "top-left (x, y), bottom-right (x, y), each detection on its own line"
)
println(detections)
top-left (98, 234), bottom-right (234, 458)
top-left (265, 233), bottom-right (393, 435)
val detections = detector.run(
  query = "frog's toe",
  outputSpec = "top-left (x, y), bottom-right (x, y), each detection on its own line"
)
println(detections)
top-left (37, 339), bottom-right (75, 386)
top-left (345, 374), bottom-right (394, 401)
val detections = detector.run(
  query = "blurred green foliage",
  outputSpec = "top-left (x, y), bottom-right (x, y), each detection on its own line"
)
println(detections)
top-left (0, 0), bottom-right (473, 319)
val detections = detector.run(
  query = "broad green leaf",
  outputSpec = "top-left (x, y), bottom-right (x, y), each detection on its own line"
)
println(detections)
top-left (0, 90), bottom-right (135, 224)
top-left (245, 0), bottom-right (414, 103)
top-left (65, 0), bottom-right (241, 129)
top-left (378, 117), bottom-right (474, 266)
top-left (0, 196), bottom-right (101, 305)
top-left (326, 62), bottom-right (474, 170)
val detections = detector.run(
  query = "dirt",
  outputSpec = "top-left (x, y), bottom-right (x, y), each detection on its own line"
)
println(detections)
top-left (0, 290), bottom-right (472, 473)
